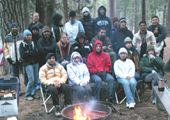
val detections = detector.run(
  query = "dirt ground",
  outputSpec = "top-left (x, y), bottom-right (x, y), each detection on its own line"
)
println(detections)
top-left (0, 38), bottom-right (170, 120)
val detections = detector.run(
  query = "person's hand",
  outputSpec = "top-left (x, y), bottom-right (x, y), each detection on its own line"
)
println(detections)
top-left (61, 61), bottom-right (66, 64)
top-left (103, 46), bottom-right (107, 50)
top-left (107, 46), bottom-right (112, 51)
top-left (96, 71), bottom-right (103, 77)
top-left (126, 76), bottom-right (131, 81)
top-left (152, 70), bottom-right (156, 73)
top-left (54, 82), bottom-right (61, 88)
top-left (149, 54), bottom-right (155, 60)
top-left (80, 82), bottom-right (87, 87)
top-left (65, 61), bottom-right (69, 63)
top-left (102, 71), bottom-right (107, 80)
top-left (7, 58), bottom-right (14, 64)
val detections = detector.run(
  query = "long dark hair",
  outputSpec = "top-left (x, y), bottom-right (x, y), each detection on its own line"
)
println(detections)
top-left (153, 26), bottom-right (161, 37)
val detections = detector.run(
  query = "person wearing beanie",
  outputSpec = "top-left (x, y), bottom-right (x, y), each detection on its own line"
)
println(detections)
top-left (139, 45), bottom-right (164, 104)
top-left (39, 53), bottom-right (72, 116)
top-left (133, 21), bottom-right (156, 58)
top-left (112, 17), bottom-right (133, 53)
top-left (19, 29), bottom-right (39, 101)
top-left (94, 6), bottom-right (112, 39)
top-left (37, 26), bottom-right (56, 67)
top-left (30, 25), bottom-right (41, 45)
top-left (114, 47), bottom-right (137, 109)
top-left (4, 23), bottom-right (24, 96)
top-left (64, 10), bottom-right (85, 44)
top-left (112, 17), bottom-right (119, 34)
top-left (28, 12), bottom-right (44, 36)
top-left (80, 7), bottom-right (95, 42)
top-left (51, 13), bottom-right (63, 43)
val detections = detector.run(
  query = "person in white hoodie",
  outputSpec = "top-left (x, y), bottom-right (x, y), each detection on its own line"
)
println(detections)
top-left (67, 51), bottom-right (92, 102)
top-left (114, 47), bottom-right (137, 109)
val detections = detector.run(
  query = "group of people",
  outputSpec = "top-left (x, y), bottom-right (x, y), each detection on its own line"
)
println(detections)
top-left (3, 5), bottom-right (166, 116)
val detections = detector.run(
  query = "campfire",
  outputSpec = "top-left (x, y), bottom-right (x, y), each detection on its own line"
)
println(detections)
top-left (73, 106), bottom-right (91, 120)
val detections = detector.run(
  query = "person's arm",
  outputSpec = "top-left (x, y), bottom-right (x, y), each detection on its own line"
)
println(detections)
top-left (94, 19), bottom-right (98, 36)
top-left (79, 22), bottom-right (85, 33)
top-left (56, 64), bottom-right (67, 84)
top-left (37, 38), bottom-right (48, 55)
top-left (156, 25), bottom-right (167, 42)
top-left (3, 38), bottom-right (10, 59)
top-left (151, 32), bottom-right (157, 50)
top-left (128, 60), bottom-right (135, 78)
top-left (44, 38), bottom-right (56, 52)
top-left (55, 44), bottom-right (64, 63)
top-left (108, 18), bottom-right (112, 39)
top-left (83, 64), bottom-right (90, 83)
top-left (132, 34), bottom-right (137, 48)
top-left (87, 55), bottom-right (98, 74)
top-left (139, 58), bottom-right (153, 73)
top-left (104, 54), bottom-right (111, 72)
top-left (19, 42), bottom-right (30, 59)
top-left (153, 57), bottom-right (164, 70)
top-left (66, 44), bottom-right (74, 62)
top-left (114, 61), bottom-right (126, 78)
top-left (111, 32), bottom-right (117, 52)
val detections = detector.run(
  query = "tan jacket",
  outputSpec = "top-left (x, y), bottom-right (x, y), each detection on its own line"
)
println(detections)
top-left (39, 62), bottom-right (67, 86)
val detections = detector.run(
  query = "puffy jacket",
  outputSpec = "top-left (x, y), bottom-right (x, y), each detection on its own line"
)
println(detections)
top-left (4, 33), bottom-right (23, 63)
top-left (87, 41), bottom-right (111, 74)
top-left (39, 62), bottom-right (67, 86)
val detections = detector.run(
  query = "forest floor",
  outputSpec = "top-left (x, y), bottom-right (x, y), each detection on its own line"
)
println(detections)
top-left (0, 37), bottom-right (170, 120)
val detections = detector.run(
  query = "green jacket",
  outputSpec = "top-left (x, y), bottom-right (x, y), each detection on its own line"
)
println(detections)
top-left (139, 55), bottom-right (164, 78)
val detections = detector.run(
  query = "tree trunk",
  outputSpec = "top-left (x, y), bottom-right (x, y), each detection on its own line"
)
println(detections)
top-left (134, 0), bottom-right (139, 33)
top-left (78, 0), bottom-right (81, 20)
top-left (36, 0), bottom-right (46, 25)
top-left (62, 0), bottom-right (69, 23)
top-left (163, 0), bottom-right (168, 26)
top-left (93, 0), bottom-right (97, 18)
top-left (46, 0), bottom-right (54, 27)
top-left (142, 0), bottom-right (145, 21)
top-left (107, 0), bottom-right (116, 20)
top-left (166, 0), bottom-right (170, 36)
top-left (23, 0), bottom-right (30, 29)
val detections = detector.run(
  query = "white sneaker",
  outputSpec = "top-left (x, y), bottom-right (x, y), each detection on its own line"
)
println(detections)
top-left (133, 102), bottom-right (136, 107)
top-left (126, 103), bottom-right (129, 108)
top-left (152, 97), bottom-right (156, 104)
top-left (129, 103), bottom-right (135, 109)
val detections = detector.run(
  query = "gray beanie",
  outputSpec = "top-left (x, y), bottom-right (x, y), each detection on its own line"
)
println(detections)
top-left (82, 7), bottom-right (90, 14)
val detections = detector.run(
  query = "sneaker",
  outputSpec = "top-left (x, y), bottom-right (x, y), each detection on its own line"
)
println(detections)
top-left (55, 106), bottom-right (61, 116)
top-left (33, 95), bottom-right (40, 99)
top-left (126, 103), bottom-right (129, 108)
top-left (129, 103), bottom-right (135, 109)
top-left (27, 97), bottom-right (34, 101)
top-left (152, 97), bottom-right (156, 104)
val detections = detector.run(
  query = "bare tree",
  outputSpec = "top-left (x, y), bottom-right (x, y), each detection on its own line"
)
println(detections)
top-left (62, 0), bottom-right (69, 23)
top-left (93, 0), bottom-right (97, 18)
top-left (36, 0), bottom-right (46, 25)
top-left (163, 0), bottom-right (168, 26)
top-left (142, 0), bottom-right (145, 21)
top-left (107, 0), bottom-right (116, 20)
top-left (23, 0), bottom-right (30, 29)
top-left (166, 0), bottom-right (170, 36)
top-left (123, 1), bottom-right (127, 18)
top-left (46, 0), bottom-right (55, 27)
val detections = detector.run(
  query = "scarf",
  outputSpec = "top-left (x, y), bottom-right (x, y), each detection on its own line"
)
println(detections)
top-left (58, 40), bottom-right (71, 60)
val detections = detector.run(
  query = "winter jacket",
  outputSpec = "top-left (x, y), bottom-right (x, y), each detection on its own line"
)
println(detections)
top-left (28, 22), bottom-right (44, 36)
top-left (87, 41), bottom-right (111, 74)
top-left (39, 62), bottom-right (67, 86)
top-left (67, 52), bottom-right (90, 86)
top-left (4, 33), bottom-right (23, 63)
top-left (114, 59), bottom-right (135, 79)
top-left (74, 32), bottom-right (92, 58)
top-left (80, 15), bottom-right (95, 42)
top-left (51, 13), bottom-right (63, 43)
top-left (19, 41), bottom-right (39, 67)
top-left (64, 19), bottom-right (85, 44)
top-left (139, 55), bottom-right (164, 78)
top-left (94, 6), bottom-right (112, 39)
top-left (91, 35), bottom-right (112, 52)
top-left (30, 25), bottom-right (41, 44)
top-left (112, 25), bottom-right (118, 34)
top-left (112, 27), bottom-right (133, 53)
top-left (132, 30), bottom-right (156, 55)
top-left (37, 35), bottom-right (56, 67)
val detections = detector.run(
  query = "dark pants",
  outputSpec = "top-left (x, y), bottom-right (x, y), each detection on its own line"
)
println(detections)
top-left (159, 48), bottom-right (164, 60)
top-left (47, 84), bottom-right (72, 106)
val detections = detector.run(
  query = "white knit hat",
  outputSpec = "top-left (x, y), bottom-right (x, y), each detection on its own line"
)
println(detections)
top-left (82, 7), bottom-right (90, 14)
top-left (119, 47), bottom-right (127, 55)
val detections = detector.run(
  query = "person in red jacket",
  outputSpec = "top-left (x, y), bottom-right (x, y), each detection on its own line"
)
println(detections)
top-left (87, 41), bottom-right (116, 103)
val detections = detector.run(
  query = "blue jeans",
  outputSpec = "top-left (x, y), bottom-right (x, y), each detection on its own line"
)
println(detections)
top-left (25, 63), bottom-right (39, 99)
top-left (117, 77), bottom-right (137, 103)
top-left (91, 73), bottom-right (115, 100)
top-left (135, 72), bottom-right (141, 80)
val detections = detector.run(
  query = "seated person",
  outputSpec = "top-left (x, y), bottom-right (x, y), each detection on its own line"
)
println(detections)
top-left (73, 32), bottom-right (92, 64)
top-left (114, 48), bottom-right (137, 109)
top-left (39, 53), bottom-right (72, 116)
top-left (67, 52), bottom-right (92, 102)
top-left (87, 41), bottom-right (116, 103)
top-left (139, 45), bottom-right (164, 104)
top-left (56, 32), bottom-right (73, 69)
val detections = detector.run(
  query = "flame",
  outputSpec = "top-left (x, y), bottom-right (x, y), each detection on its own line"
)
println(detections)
top-left (73, 106), bottom-right (91, 120)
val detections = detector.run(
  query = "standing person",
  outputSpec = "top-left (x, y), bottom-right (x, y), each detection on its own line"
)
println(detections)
top-left (28, 12), bottom-right (44, 36)
top-left (67, 52), bottom-right (92, 102)
top-left (64, 11), bottom-right (85, 44)
top-left (19, 29), bottom-right (39, 101)
top-left (114, 47), bottom-right (137, 109)
top-left (94, 6), bottom-right (112, 39)
top-left (4, 23), bottom-right (24, 95)
top-left (51, 13), bottom-right (63, 43)
top-left (30, 25), bottom-right (41, 45)
top-left (147, 16), bottom-right (167, 59)
top-left (87, 41), bottom-right (116, 103)
top-left (112, 18), bottom-right (133, 53)
top-left (112, 17), bottom-right (119, 34)
top-left (37, 26), bottom-right (56, 67)
top-left (133, 21), bottom-right (156, 58)
top-left (80, 7), bottom-right (95, 42)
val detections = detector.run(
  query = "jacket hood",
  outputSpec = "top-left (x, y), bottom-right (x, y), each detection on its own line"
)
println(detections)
top-left (75, 32), bottom-right (87, 41)
top-left (98, 6), bottom-right (106, 17)
top-left (30, 25), bottom-right (39, 32)
top-left (70, 51), bottom-right (83, 64)
top-left (93, 40), bottom-right (103, 54)
top-left (52, 13), bottom-right (63, 26)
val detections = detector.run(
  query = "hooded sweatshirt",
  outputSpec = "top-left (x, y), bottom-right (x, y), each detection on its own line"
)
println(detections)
top-left (67, 52), bottom-right (90, 86)
top-left (30, 25), bottom-right (41, 44)
top-left (87, 41), bottom-right (111, 74)
top-left (94, 6), bottom-right (112, 39)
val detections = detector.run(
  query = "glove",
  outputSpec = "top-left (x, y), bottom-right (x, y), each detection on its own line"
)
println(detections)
top-left (96, 71), bottom-right (103, 77)
top-left (24, 50), bottom-right (30, 54)
top-left (80, 82), bottom-right (87, 87)
top-left (74, 41), bottom-right (79, 47)
top-left (103, 46), bottom-right (107, 50)
top-left (149, 54), bottom-right (155, 60)
top-left (7, 58), bottom-right (13, 64)
top-left (152, 70), bottom-right (156, 73)
top-left (102, 71), bottom-right (107, 80)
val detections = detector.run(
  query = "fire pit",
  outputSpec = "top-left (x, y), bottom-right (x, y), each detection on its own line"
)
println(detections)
top-left (61, 101), bottom-right (112, 120)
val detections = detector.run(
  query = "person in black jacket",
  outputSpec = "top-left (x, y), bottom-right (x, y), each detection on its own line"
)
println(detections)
top-left (94, 6), bottom-right (112, 39)
top-left (73, 32), bottom-right (92, 64)
top-left (112, 18), bottom-right (133, 53)
top-left (80, 7), bottom-right (95, 42)
top-left (30, 25), bottom-right (41, 45)
top-left (51, 13), bottom-right (63, 43)
top-left (19, 29), bottom-right (39, 101)
top-left (37, 26), bottom-right (56, 67)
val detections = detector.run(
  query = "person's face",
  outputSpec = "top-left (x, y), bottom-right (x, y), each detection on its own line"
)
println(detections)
top-left (25, 34), bottom-right (32, 42)
top-left (33, 13), bottom-right (39, 22)
top-left (32, 29), bottom-right (38, 35)
top-left (100, 8), bottom-right (105, 15)
top-left (120, 53), bottom-right (127, 60)
top-left (151, 17), bottom-right (159, 26)
top-left (154, 27), bottom-right (159, 34)
top-left (61, 34), bottom-right (67, 43)
top-left (60, 19), bottom-right (62, 23)
top-left (84, 11), bottom-right (89, 16)
top-left (125, 43), bottom-right (132, 49)
top-left (47, 56), bottom-right (55, 65)
top-left (114, 21), bottom-right (119, 27)
top-left (148, 49), bottom-right (155, 55)
top-left (95, 43), bottom-right (102, 53)
top-left (11, 26), bottom-right (18, 33)
top-left (98, 30), bottom-right (106, 38)
top-left (78, 37), bottom-right (85, 44)
top-left (120, 21), bottom-right (126, 28)
top-left (70, 16), bottom-right (76, 20)
top-left (139, 23), bottom-right (147, 31)
top-left (73, 56), bottom-right (80, 64)
top-left (43, 31), bottom-right (50, 39)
